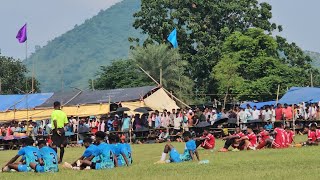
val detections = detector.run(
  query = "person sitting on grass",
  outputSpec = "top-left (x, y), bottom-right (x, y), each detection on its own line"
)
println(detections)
top-left (77, 131), bottom-right (118, 170)
top-left (155, 131), bottom-right (200, 164)
top-left (156, 129), bottom-right (169, 143)
top-left (256, 126), bottom-right (271, 149)
top-left (302, 124), bottom-right (318, 146)
top-left (259, 122), bottom-right (286, 149)
top-left (285, 127), bottom-right (295, 147)
top-left (30, 140), bottom-right (59, 173)
top-left (63, 137), bottom-right (98, 170)
top-left (219, 126), bottom-right (245, 152)
top-left (109, 134), bottom-right (130, 167)
top-left (195, 129), bottom-right (215, 150)
top-left (239, 126), bottom-right (257, 150)
top-left (2, 138), bottom-right (42, 172)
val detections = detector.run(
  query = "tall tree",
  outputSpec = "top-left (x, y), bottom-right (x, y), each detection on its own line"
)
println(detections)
top-left (91, 59), bottom-right (154, 90)
top-left (0, 56), bottom-right (40, 94)
top-left (130, 44), bottom-right (194, 103)
top-left (213, 28), bottom-right (316, 101)
top-left (132, 0), bottom-right (281, 94)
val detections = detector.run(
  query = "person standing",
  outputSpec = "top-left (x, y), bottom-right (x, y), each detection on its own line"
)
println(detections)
top-left (51, 101), bottom-right (68, 164)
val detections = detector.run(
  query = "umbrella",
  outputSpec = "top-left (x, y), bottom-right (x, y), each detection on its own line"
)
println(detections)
top-left (134, 107), bottom-right (149, 114)
top-left (227, 118), bottom-right (237, 124)
top-left (116, 107), bottom-right (130, 112)
top-left (245, 119), bottom-right (265, 124)
top-left (196, 121), bottom-right (211, 128)
top-left (213, 118), bottom-right (229, 125)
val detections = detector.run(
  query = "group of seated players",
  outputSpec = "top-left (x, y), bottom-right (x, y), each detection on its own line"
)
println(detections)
top-left (2, 122), bottom-right (320, 172)
top-left (1, 131), bottom-right (132, 172)
top-left (219, 122), bottom-right (320, 152)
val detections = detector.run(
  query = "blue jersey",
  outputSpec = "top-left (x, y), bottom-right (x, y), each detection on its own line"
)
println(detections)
top-left (83, 144), bottom-right (99, 158)
top-left (110, 144), bottom-right (126, 166)
top-left (125, 143), bottom-right (132, 164)
top-left (118, 143), bottom-right (130, 166)
top-left (17, 146), bottom-right (41, 171)
top-left (181, 140), bottom-right (196, 161)
top-left (96, 143), bottom-right (114, 169)
top-left (39, 146), bottom-right (59, 172)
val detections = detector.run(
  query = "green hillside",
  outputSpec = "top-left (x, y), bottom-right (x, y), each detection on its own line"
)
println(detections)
top-left (24, 0), bottom-right (143, 92)
top-left (305, 50), bottom-right (320, 67)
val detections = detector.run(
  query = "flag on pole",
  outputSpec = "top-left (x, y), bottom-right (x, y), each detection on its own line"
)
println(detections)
top-left (16, 24), bottom-right (27, 43)
top-left (167, 28), bottom-right (178, 48)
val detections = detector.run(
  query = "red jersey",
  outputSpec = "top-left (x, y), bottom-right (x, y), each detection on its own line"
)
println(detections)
top-left (201, 133), bottom-right (215, 149)
top-left (258, 130), bottom-right (270, 142)
top-left (234, 132), bottom-right (245, 138)
top-left (246, 132), bottom-right (257, 146)
top-left (308, 130), bottom-right (317, 142)
top-left (286, 130), bottom-right (295, 144)
top-left (275, 108), bottom-right (283, 120)
top-left (273, 128), bottom-right (285, 148)
top-left (316, 129), bottom-right (320, 140)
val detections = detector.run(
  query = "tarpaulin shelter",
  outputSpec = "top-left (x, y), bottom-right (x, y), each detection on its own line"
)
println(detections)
top-left (0, 93), bottom-right (53, 111)
top-left (240, 101), bottom-right (276, 110)
top-left (278, 87), bottom-right (320, 105)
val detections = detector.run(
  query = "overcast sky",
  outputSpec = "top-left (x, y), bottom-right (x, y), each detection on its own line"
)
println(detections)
top-left (0, 0), bottom-right (319, 59)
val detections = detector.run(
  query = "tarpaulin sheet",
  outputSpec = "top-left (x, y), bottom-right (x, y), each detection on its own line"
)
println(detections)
top-left (278, 87), bottom-right (320, 105)
top-left (240, 101), bottom-right (276, 110)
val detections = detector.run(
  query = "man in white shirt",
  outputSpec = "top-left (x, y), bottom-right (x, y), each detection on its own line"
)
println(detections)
top-left (262, 106), bottom-right (272, 122)
top-left (252, 106), bottom-right (261, 120)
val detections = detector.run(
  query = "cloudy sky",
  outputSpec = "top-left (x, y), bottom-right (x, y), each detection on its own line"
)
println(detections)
top-left (0, 0), bottom-right (319, 59)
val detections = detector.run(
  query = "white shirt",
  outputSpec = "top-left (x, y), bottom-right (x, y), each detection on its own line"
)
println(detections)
top-left (263, 110), bottom-right (271, 121)
top-left (252, 110), bottom-right (260, 120)
top-left (174, 116), bottom-right (182, 130)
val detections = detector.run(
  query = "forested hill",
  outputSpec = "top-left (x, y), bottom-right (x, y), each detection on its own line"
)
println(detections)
top-left (24, 0), bottom-right (143, 92)
top-left (305, 50), bottom-right (320, 68)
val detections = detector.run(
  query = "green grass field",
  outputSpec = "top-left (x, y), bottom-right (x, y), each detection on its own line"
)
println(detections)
top-left (1, 135), bottom-right (320, 180)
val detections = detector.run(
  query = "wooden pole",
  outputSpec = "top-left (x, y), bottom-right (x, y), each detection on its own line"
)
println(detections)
top-left (0, 78), bottom-right (2, 94)
top-left (160, 68), bottom-right (162, 86)
top-left (276, 85), bottom-right (280, 104)
top-left (138, 66), bottom-right (190, 108)
top-left (292, 104), bottom-right (295, 138)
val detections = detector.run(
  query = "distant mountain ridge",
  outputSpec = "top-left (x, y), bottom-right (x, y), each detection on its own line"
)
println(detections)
top-left (24, 0), bottom-right (143, 92)
top-left (24, 0), bottom-right (320, 92)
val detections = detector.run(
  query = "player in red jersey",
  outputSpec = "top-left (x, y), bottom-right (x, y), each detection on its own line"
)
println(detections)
top-left (195, 129), bottom-right (215, 150)
top-left (256, 126), bottom-right (271, 149)
top-left (219, 127), bottom-right (245, 152)
top-left (271, 122), bottom-right (285, 149)
top-left (239, 126), bottom-right (257, 150)
top-left (302, 124), bottom-right (318, 146)
top-left (285, 127), bottom-right (295, 147)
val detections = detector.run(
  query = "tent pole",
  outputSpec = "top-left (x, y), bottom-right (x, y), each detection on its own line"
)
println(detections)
top-left (292, 104), bottom-right (295, 137)
top-left (138, 66), bottom-right (190, 108)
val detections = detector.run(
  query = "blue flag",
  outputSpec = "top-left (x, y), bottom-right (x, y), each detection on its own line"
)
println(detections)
top-left (167, 28), bottom-right (178, 48)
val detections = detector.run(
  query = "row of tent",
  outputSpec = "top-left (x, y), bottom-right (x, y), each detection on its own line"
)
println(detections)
top-left (0, 86), bottom-right (179, 121)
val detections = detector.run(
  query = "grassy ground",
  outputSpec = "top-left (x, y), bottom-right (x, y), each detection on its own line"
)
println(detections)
top-left (1, 135), bottom-right (320, 180)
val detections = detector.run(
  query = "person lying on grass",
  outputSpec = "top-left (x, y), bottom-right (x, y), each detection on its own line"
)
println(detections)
top-left (155, 131), bottom-right (200, 164)
top-left (63, 137), bottom-right (99, 170)
top-left (30, 140), bottom-right (59, 173)
top-left (2, 138), bottom-right (42, 172)
top-left (219, 126), bottom-right (245, 152)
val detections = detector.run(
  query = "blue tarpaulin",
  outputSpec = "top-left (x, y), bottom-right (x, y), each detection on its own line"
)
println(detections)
top-left (0, 93), bottom-right (53, 111)
top-left (278, 87), bottom-right (320, 105)
top-left (240, 101), bottom-right (276, 110)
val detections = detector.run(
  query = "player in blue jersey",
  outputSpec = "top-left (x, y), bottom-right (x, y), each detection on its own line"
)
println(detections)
top-left (2, 138), bottom-right (42, 172)
top-left (120, 136), bottom-right (133, 164)
top-left (80, 131), bottom-right (118, 170)
top-left (29, 140), bottom-right (59, 173)
top-left (155, 131), bottom-right (200, 164)
top-left (63, 137), bottom-right (99, 170)
top-left (109, 134), bottom-right (130, 167)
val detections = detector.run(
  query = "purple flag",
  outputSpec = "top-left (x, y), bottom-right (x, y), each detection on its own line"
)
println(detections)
top-left (16, 24), bottom-right (27, 43)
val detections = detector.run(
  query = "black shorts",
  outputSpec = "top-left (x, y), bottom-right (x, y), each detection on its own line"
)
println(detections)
top-left (90, 162), bottom-right (96, 169)
top-left (52, 128), bottom-right (67, 147)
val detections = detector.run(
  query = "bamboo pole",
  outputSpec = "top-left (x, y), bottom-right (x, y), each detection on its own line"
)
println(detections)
top-left (311, 72), bottom-right (313, 87)
top-left (138, 66), bottom-right (190, 108)
top-left (276, 85), bottom-right (280, 104)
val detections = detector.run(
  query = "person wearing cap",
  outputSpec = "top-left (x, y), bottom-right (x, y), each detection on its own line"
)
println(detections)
top-left (51, 101), bottom-right (68, 164)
